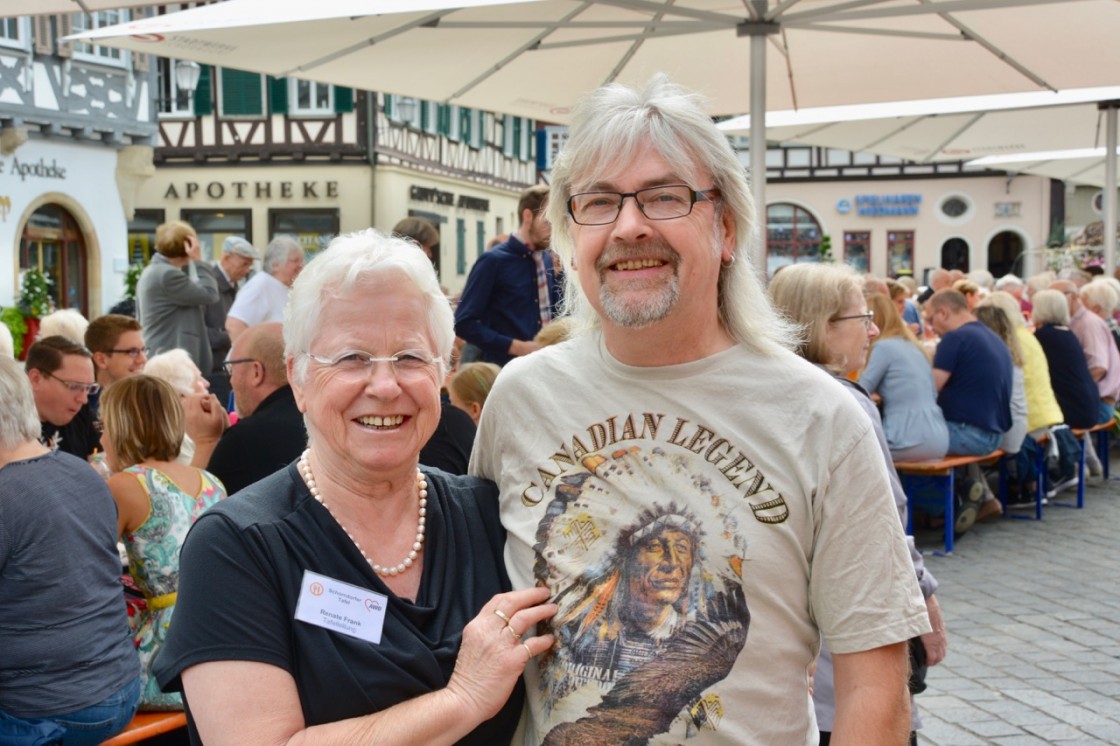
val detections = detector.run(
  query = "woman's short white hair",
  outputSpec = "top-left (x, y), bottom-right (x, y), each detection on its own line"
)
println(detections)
top-left (284, 228), bottom-right (454, 385)
top-left (1081, 279), bottom-right (1120, 315)
top-left (1031, 289), bottom-right (1070, 326)
top-left (546, 74), bottom-right (798, 356)
top-left (144, 348), bottom-right (201, 396)
top-left (263, 235), bottom-right (304, 275)
top-left (0, 354), bottom-right (42, 448)
top-left (0, 323), bottom-right (14, 358)
top-left (38, 308), bottom-right (89, 344)
top-left (979, 290), bottom-right (1027, 329)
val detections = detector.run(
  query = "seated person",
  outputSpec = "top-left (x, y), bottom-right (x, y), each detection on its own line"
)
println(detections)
top-left (86, 314), bottom-right (149, 392)
top-left (25, 336), bottom-right (101, 459)
top-left (145, 348), bottom-right (229, 468)
top-left (206, 322), bottom-right (306, 494)
top-left (151, 229), bottom-right (555, 744)
top-left (38, 308), bottom-right (89, 345)
top-left (101, 375), bottom-right (227, 710)
top-left (0, 354), bottom-right (140, 744)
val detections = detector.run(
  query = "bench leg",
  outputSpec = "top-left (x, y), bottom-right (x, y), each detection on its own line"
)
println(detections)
top-left (942, 471), bottom-right (954, 555)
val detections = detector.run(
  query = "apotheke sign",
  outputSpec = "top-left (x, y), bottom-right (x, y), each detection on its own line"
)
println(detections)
top-left (163, 179), bottom-right (339, 200)
top-left (0, 156), bottom-right (67, 181)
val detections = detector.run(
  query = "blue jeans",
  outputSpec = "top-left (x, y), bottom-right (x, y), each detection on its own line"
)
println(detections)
top-left (1097, 401), bottom-right (1115, 425)
top-left (0, 675), bottom-right (141, 746)
top-left (946, 421), bottom-right (1001, 456)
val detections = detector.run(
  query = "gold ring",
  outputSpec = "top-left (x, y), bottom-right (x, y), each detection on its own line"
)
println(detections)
top-left (504, 625), bottom-right (522, 641)
top-left (494, 609), bottom-right (511, 624)
top-left (521, 642), bottom-right (533, 661)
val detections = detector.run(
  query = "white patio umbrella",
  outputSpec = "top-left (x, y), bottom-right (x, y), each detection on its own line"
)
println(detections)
top-left (68, 0), bottom-right (1120, 268)
top-left (719, 89), bottom-right (1120, 269)
top-left (3, 0), bottom-right (189, 16)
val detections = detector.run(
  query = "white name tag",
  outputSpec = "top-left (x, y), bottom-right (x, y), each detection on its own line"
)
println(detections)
top-left (294, 570), bottom-right (388, 644)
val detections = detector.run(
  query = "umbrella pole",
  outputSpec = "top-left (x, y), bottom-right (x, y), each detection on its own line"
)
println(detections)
top-left (749, 31), bottom-right (767, 278)
top-left (1105, 103), bottom-right (1118, 276)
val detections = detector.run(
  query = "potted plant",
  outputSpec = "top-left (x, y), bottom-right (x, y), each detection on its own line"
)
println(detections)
top-left (17, 268), bottom-right (54, 359)
top-left (0, 306), bottom-right (28, 358)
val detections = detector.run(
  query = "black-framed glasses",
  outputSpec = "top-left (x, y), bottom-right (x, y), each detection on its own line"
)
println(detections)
top-left (44, 371), bottom-right (100, 396)
top-left (222, 358), bottom-right (258, 376)
top-left (567, 184), bottom-right (721, 226)
top-left (107, 346), bottom-right (149, 358)
top-left (832, 311), bottom-right (876, 329)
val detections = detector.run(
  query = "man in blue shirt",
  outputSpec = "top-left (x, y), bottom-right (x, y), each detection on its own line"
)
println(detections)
top-left (455, 185), bottom-right (560, 366)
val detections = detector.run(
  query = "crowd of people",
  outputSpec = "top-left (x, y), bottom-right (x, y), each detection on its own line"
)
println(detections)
top-left (2, 74), bottom-right (1118, 746)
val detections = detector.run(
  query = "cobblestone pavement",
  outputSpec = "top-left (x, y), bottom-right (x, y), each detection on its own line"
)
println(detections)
top-left (912, 458), bottom-right (1120, 745)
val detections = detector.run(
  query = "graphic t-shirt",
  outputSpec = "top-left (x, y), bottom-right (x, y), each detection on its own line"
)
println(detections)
top-left (472, 333), bottom-right (929, 745)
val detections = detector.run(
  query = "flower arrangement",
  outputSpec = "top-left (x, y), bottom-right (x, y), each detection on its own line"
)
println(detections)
top-left (18, 268), bottom-right (54, 319)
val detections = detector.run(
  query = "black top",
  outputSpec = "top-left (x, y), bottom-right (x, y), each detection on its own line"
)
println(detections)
top-left (419, 401), bottom-right (476, 476)
top-left (207, 385), bottom-right (307, 495)
top-left (39, 400), bottom-right (100, 460)
top-left (1035, 324), bottom-right (1100, 429)
top-left (152, 464), bottom-right (520, 745)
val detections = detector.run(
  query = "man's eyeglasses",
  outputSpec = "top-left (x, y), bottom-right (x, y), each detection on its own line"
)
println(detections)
top-left (303, 349), bottom-right (439, 382)
top-left (107, 346), bottom-right (149, 358)
top-left (44, 371), bottom-right (100, 396)
top-left (567, 184), bottom-right (720, 226)
top-left (222, 358), bottom-right (258, 376)
top-left (832, 311), bottom-right (876, 329)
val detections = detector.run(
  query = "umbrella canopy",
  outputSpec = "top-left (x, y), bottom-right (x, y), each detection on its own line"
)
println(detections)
top-left (68, 0), bottom-right (1120, 267)
top-left (4, 0), bottom-right (181, 16)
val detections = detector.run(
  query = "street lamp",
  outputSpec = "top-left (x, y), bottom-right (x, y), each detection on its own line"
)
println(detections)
top-left (159, 59), bottom-right (202, 111)
top-left (397, 96), bottom-right (419, 123)
top-left (175, 60), bottom-right (201, 98)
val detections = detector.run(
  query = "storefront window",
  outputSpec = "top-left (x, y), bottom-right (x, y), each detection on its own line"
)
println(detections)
top-left (766, 203), bottom-right (822, 277)
top-left (887, 231), bottom-right (915, 278)
top-left (843, 231), bottom-right (870, 273)
top-left (181, 209), bottom-right (253, 261)
top-left (20, 204), bottom-right (88, 317)
top-left (127, 209), bottom-right (165, 266)
top-left (268, 209), bottom-right (339, 256)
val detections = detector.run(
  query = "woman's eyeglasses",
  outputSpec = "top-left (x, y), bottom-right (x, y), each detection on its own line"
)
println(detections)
top-left (832, 311), bottom-right (875, 329)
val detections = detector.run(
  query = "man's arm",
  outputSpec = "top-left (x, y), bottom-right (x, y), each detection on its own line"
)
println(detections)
top-left (830, 642), bottom-right (911, 746)
top-left (932, 368), bottom-right (950, 392)
top-left (454, 255), bottom-right (517, 359)
top-left (159, 261), bottom-right (220, 307)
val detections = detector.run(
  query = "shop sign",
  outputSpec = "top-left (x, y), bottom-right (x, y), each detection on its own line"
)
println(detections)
top-left (163, 180), bottom-right (339, 200)
top-left (994, 202), bottom-right (1021, 218)
top-left (0, 156), bottom-right (67, 182)
top-left (410, 185), bottom-right (490, 212)
top-left (854, 194), bottom-right (921, 216)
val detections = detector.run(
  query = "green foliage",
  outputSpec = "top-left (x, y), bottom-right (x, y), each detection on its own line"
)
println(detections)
top-left (818, 234), bottom-right (833, 262)
top-left (0, 306), bottom-right (28, 358)
top-left (18, 268), bottom-right (53, 319)
top-left (124, 262), bottom-right (144, 300)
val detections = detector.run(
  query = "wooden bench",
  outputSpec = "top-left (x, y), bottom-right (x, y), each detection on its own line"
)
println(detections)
top-left (1057, 418), bottom-right (1116, 510)
top-left (101, 712), bottom-right (187, 745)
top-left (895, 449), bottom-right (1003, 555)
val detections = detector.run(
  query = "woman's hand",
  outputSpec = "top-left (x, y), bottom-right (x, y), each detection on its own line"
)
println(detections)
top-left (445, 586), bottom-right (557, 720)
top-left (920, 594), bottom-right (948, 666)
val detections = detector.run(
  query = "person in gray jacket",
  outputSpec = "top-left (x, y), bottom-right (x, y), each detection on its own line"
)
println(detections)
top-left (137, 220), bottom-right (219, 374)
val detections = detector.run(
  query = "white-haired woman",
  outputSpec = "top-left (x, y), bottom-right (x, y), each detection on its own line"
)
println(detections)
top-left (144, 348), bottom-right (226, 467)
top-left (0, 355), bottom-right (141, 744)
top-left (153, 229), bottom-right (555, 745)
top-left (225, 235), bottom-right (304, 343)
top-left (769, 262), bottom-right (946, 746)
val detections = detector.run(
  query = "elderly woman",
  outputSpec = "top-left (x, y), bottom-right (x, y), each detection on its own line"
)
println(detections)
top-left (152, 229), bottom-right (555, 744)
top-left (225, 235), bottom-right (305, 343)
top-left (769, 263), bottom-right (945, 746)
top-left (102, 375), bottom-right (226, 710)
top-left (0, 355), bottom-right (140, 744)
top-left (861, 293), bottom-right (948, 461)
top-left (144, 348), bottom-right (228, 467)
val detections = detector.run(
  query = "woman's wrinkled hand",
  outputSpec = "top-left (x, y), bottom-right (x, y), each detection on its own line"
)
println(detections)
top-left (183, 393), bottom-right (229, 443)
top-left (445, 586), bottom-right (557, 720)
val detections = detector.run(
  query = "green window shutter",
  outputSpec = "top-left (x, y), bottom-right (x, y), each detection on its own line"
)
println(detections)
top-left (460, 107), bottom-right (471, 144)
top-left (476, 220), bottom-right (485, 259)
top-left (384, 93), bottom-right (393, 117)
top-left (513, 117), bottom-right (522, 158)
top-left (420, 102), bottom-right (431, 132)
top-left (194, 65), bottom-right (212, 115)
top-left (437, 104), bottom-right (450, 136)
top-left (268, 76), bottom-right (287, 114)
top-left (334, 86), bottom-right (353, 113)
top-left (456, 219), bottom-right (466, 275)
top-left (220, 68), bottom-right (263, 116)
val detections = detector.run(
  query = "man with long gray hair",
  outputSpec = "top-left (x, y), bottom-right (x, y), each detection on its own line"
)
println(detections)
top-left (225, 235), bottom-right (305, 343)
top-left (471, 76), bottom-right (928, 744)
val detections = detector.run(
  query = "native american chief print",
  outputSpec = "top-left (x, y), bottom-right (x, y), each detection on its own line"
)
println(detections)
top-left (530, 446), bottom-right (751, 744)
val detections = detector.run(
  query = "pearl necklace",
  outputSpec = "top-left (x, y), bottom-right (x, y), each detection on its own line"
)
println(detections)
top-left (298, 449), bottom-right (428, 577)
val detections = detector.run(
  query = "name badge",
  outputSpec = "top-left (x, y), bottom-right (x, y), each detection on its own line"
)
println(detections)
top-left (294, 570), bottom-right (388, 644)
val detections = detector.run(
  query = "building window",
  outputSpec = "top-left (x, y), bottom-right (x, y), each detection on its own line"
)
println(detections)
top-left (180, 209), bottom-right (253, 261)
top-left (887, 231), bottom-right (915, 278)
top-left (940, 237), bottom-right (969, 273)
top-left (456, 218), bottom-right (467, 275)
top-left (20, 204), bottom-right (89, 317)
top-left (0, 17), bottom-right (29, 50)
top-left (268, 209), bottom-right (339, 255)
top-left (70, 11), bottom-right (128, 65)
top-left (127, 209), bottom-right (165, 266)
top-left (290, 79), bottom-right (332, 115)
top-left (941, 197), bottom-right (968, 218)
top-left (219, 69), bottom-right (265, 117)
top-left (843, 231), bottom-right (870, 273)
top-left (157, 58), bottom-right (195, 117)
top-left (766, 203), bottom-right (823, 277)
